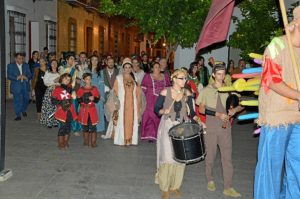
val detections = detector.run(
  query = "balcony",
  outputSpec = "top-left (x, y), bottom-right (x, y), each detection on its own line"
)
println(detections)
top-left (85, 0), bottom-right (100, 13)
top-left (65, 0), bottom-right (100, 12)
top-left (64, 0), bottom-right (87, 7)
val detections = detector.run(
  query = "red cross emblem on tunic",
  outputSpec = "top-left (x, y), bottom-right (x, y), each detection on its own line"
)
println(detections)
top-left (60, 90), bottom-right (71, 100)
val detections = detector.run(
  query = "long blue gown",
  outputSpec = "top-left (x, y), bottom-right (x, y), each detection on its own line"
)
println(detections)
top-left (85, 69), bottom-right (106, 133)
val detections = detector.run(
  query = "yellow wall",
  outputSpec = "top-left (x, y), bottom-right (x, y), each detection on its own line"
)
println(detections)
top-left (57, 0), bottom-right (139, 57)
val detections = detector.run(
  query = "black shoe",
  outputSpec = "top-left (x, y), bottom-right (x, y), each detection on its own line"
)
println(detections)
top-left (14, 117), bottom-right (21, 121)
top-left (22, 112), bottom-right (27, 117)
top-left (47, 126), bottom-right (52, 129)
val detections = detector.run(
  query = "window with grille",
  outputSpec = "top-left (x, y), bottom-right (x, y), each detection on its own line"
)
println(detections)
top-left (69, 18), bottom-right (77, 52)
top-left (8, 10), bottom-right (26, 62)
top-left (45, 20), bottom-right (56, 53)
top-left (99, 26), bottom-right (105, 55)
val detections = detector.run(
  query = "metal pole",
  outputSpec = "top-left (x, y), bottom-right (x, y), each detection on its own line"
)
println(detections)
top-left (0, 0), bottom-right (6, 173)
top-left (0, 0), bottom-right (11, 182)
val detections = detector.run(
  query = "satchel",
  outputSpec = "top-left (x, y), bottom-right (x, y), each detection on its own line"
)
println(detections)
top-left (104, 90), bottom-right (120, 120)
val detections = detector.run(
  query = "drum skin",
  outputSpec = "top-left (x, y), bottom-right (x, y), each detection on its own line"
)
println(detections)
top-left (169, 123), bottom-right (206, 164)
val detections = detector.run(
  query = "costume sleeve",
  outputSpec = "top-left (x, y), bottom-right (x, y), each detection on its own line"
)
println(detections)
top-left (261, 37), bottom-right (284, 93)
top-left (76, 88), bottom-right (84, 98)
top-left (261, 57), bottom-right (283, 93)
top-left (51, 88), bottom-right (61, 105)
top-left (136, 85), bottom-right (142, 119)
top-left (154, 95), bottom-right (166, 116)
top-left (195, 88), bottom-right (205, 106)
top-left (187, 96), bottom-right (196, 117)
top-left (43, 71), bottom-right (50, 86)
top-left (76, 88), bottom-right (84, 103)
top-left (189, 81), bottom-right (199, 97)
top-left (58, 66), bottom-right (65, 75)
top-left (141, 74), bottom-right (148, 94)
top-left (113, 78), bottom-right (118, 97)
top-left (165, 74), bottom-right (171, 87)
top-left (93, 87), bottom-right (100, 103)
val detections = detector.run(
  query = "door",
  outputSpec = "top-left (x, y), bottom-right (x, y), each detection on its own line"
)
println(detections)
top-left (86, 27), bottom-right (93, 56)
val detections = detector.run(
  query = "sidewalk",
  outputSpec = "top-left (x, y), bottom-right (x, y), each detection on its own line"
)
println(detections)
top-left (0, 101), bottom-right (258, 199)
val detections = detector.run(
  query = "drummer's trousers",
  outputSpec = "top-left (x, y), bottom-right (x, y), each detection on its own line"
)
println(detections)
top-left (254, 124), bottom-right (300, 199)
top-left (155, 163), bottom-right (185, 192)
top-left (205, 128), bottom-right (233, 189)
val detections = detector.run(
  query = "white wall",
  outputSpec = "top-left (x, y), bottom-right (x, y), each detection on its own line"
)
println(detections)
top-left (5, 0), bottom-right (57, 64)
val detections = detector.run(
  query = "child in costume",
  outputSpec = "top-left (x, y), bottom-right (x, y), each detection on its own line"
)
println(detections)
top-left (77, 73), bottom-right (100, 148)
top-left (51, 73), bottom-right (77, 149)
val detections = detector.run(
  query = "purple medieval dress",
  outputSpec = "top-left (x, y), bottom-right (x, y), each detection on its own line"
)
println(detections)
top-left (141, 73), bottom-right (171, 140)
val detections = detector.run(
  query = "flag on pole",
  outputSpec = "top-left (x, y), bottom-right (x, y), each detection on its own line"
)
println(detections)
top-left (196, 0), bottom-right (235, 52)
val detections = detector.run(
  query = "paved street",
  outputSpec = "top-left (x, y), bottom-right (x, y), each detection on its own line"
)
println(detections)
top-left (0, 101), bottom-right (258, 199)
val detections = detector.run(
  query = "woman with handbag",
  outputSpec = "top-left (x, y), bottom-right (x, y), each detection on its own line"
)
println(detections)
top-left (154, 69), bottom-right (200, 199)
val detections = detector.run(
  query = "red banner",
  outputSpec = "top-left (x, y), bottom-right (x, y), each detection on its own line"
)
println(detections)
top-left (196, 0), bottom-right (235, 52)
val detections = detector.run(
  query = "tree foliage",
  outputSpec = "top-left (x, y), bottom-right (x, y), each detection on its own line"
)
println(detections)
top-left (228, 0), bottom-right (281, 60)
top-left (100, 0), bottom-right (211, 59)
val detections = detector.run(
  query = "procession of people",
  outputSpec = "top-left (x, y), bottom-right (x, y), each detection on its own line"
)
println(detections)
top-left (6, 5), bottom-right (300, 199)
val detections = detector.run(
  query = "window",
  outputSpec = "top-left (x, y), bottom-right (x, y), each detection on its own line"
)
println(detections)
top-left (8, 11), bottom-right (26, 61)
top-left (114, 31), bottom-right (118, 55)
top-left (99, 26), bottom-right (105, 55)
top-left (69, 18), bottom-right (77, 52)
top-left (45, 20), bottom-right (56, 53)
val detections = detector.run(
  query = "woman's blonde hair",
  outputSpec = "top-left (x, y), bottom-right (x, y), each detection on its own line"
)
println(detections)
top-left (171, 68), bottom-right (188, 80)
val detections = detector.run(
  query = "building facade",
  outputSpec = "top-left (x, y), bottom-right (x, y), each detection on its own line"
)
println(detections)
top-left (57, 0), bottom-right (140, 58)
top-left (5, 0), bottom-right (57, 64)
top-left (5, 0), bottom-right (57, 98)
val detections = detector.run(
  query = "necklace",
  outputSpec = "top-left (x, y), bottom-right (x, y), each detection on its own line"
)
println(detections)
top-left (125, 80), bottom-right (133, 87)
top-left (172, 87), bottom-right (182, 94)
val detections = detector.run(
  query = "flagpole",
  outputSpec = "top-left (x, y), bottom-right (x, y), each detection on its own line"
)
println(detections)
top-left (278, 0), bottom-right (300, 90)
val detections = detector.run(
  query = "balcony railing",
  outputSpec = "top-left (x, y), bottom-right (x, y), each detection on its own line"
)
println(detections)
top-left (65, 0), bottom-right (100, 11)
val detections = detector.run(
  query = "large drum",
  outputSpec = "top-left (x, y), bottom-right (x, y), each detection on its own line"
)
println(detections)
top-left (168, 122), bottom-right (205, 164)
